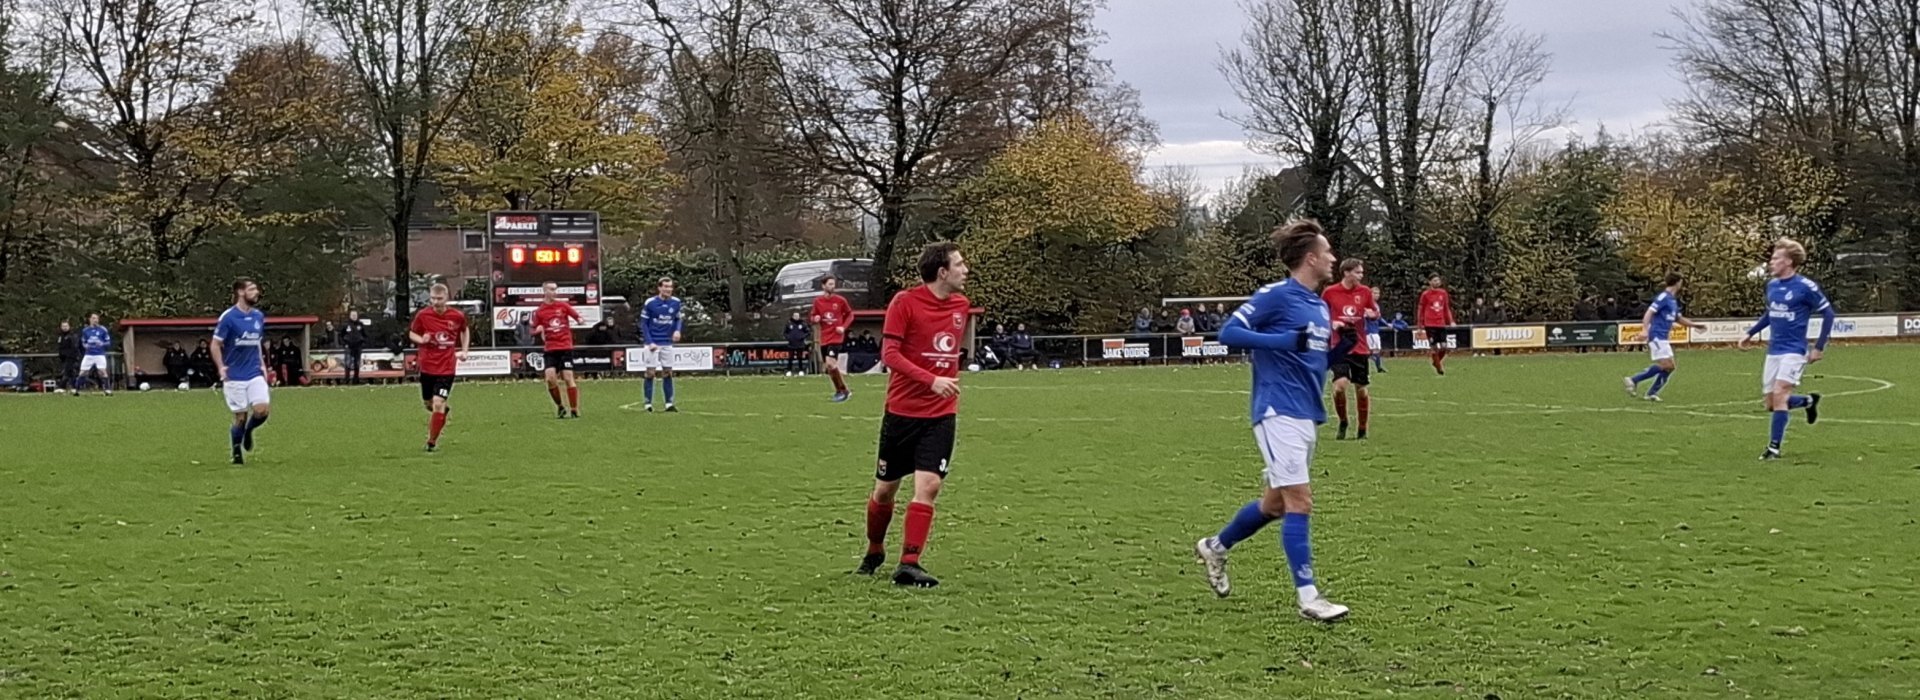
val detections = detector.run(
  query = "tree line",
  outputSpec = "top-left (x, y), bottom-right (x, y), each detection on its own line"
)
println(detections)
top-left (1, 0), bottom-right (1916, 351)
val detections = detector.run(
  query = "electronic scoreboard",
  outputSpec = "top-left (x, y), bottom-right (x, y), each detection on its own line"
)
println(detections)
top-left (488, 210), bottom-right (603, 329)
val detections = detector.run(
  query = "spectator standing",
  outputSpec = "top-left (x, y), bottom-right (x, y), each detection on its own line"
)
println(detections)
top-left (1132, 307), bottom-right (1153, 335)
top-left (341, 310), bottom-right (367, 385)
top-left (783, 312), bottom-right (811, 376)
top-left (56, 321), bottom-right (82, 393)
top-left (1011, 323), bottom-right (1040, 370)
top-left (1176, 309), bottom-right (1197, 335)
top-left (190, 339), bottom-right (215, 386)
top-left (164, 342), bottom-right (189, 387)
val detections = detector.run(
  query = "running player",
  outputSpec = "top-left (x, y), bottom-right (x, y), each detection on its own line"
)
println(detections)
top-left (79, 313), bottom-right (113, 395)
top-left (855, 242), bottom-right (970, 588)
top-left (531, 281), bottom-right (583, 418)
top-left (1321, 259), bottom-right (1375, 440)
top-left (1418, 275), bottom-right (1456, 375)
top-left (1193, 219), bottom-right (1350, 622)
top-left (1738, 238), bottom-right (1833, 460)
top-left (211, 279), bottom-right (271, 465)
top-left (811, 275), bottom-right (854, 402)
top-left (410, 283), bottom-right (469, 451)
top-left (1624, 273), bottom-right (1706, 402)
top-left (639, 277), bottom-right (684, 413)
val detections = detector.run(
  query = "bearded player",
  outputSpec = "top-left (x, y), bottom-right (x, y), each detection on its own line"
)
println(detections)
top-left (1321, 259), bottom-right (1376, 440)
top-left (532, 281), bottom-right (583, 418)
top-left (811, 275), bottom-right (855, 402)
top-left (855, 242), bottom-right (970, 588)
top-left (1418, 274), bottom-right (1456, 375)
top-left (410, 283), bottom-right (469, 451)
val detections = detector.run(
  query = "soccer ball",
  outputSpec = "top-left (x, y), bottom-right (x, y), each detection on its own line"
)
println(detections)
top-left (177, 382), bottom-right (189, 391)
top-left (138, 382), bottom-right (151, 391)
top-left (966, 364), bottom-right (981, 372)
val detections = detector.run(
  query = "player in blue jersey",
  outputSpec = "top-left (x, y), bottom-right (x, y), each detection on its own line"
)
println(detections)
top-left (1364, 302), bottom-right (1386, 373)
top-left (1193, 219), bottom-right (1351, 623)
top-left (1623, 273), bottom-right (1706, 402)
top-left (638, 277), bottom-right (685, 412)
top-left (1738, 239), bottom-right (1833, 460)
top-left (211, 279), bottom-right (272, 465)
top-left (78, 313), bottom-right (114, 395)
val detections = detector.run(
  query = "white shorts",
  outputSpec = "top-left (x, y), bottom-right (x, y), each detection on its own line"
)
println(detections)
top-left (639, 345), bottom-right (672, 371)
top-left (1367, 333), bottom-right (1382, 352)
top-left (1762, 354), bottom-right (1807, 393)
top-left (1647, 339), bottom-right (1673, 362)
top-left (1253, 415), bottom-right (1317, 488)
top-left (80, 355), bottom-right (109, 373)
top-left (223, 376), bottom-right (271, 413)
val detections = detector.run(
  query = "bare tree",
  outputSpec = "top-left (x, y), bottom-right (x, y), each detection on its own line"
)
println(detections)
top-left (773, 0), bottom-right (1058, 297)
top-left (40, 0), bottom-right (257, 268)
top-left (1220, 0), bottom-right (1368, 248)
top-left (305, 0), bottom-right (532, 317)
top-left (1459, 29), bottom-right (1555, 294)
top-left (635, 0), bottom-right (793, 321)
top-left (1353, 0), bottom-right (1502, 296)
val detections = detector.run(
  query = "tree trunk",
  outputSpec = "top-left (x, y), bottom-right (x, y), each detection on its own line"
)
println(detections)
top-left (390, 209), bottom-right (411, 319)
top-left (871, 196), bottom-right (905, 306)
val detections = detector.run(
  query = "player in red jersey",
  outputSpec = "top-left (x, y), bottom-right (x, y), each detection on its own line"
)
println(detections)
top-left (409, 283), bottom-right (469, 452)
top-left (856, 242), bottom-right (970, 588)
top-left (1321, 259), bottom-right (1376, 440)
top-left (531, 281), bottom-right (583, 418)
top-left (810, 275), bottom-right (855, 402)
top-left (1417, 274), bottom-right (1456, 375)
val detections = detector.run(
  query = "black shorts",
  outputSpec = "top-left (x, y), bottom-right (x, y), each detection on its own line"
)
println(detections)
top-left (821, 343), bottom-right (844, 359)
top-left (1331, 355), bottom-right (1371, 386)
top-left (544, 350), bottom-right (575, 371)
top-left (420, 374), bottom-right (456, 402)
top-left (1424, 326), bottom-right (1449, 348)
top-left (875, 413), bottom-right (957, 482)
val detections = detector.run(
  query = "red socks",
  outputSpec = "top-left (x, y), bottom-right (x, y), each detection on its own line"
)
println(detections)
top-left (1357, 394), bottom-right (1370, 431)
top-left (547, 385), bottom-right (563, 406)
top-left (902, 502), bottom-right (935, 565)
top-left (1431, 349), bottom-right (1446, 373)
top-left (1333, 391), bottom-right (1349, 423)
top-left (567, 386), bottom-right (579, 410)
top-left (865, 499), bottom-right (892, 554)
top-left (429, 411), bottom-right (447, 443)
top-left (830, 368), bottom-right (848, 394)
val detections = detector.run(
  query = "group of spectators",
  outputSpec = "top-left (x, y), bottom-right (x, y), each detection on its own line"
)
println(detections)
top-left (981, 323), bottom-right (1044, 370)
top-left (1131, 304), bottom-right (1234, 336)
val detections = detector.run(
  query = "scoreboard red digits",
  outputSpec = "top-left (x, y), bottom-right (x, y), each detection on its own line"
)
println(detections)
top-left (489, 210), bottom-right (602, 307)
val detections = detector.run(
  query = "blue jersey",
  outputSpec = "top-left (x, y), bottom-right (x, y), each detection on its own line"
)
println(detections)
top-left (1219, 278), bottom-right (1332, 425)
top-left (1646, 291), bottom-right (1680, 341)
top-left (641, 296), bottom-right (684, 345)
top-left (213, 306), bottom-right (267, 381)
top-left (81, 325), bottom-right (112, 355)
top-left (1365, 316), bottom-right (1383, 334)
top-left (1759, 275), bottom-right (1832, 356)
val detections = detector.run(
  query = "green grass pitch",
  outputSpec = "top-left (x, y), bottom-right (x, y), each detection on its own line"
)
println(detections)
top-left (4, 345), bottom-right (1919, 698)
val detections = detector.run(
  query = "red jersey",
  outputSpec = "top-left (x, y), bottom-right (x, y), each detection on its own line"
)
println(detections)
top-left (410, 306), bottom-right (469, 376)
top-left (1321, 282), bottom-right (1376, 355)
top-left (811, 293), bottom-right (854, 345)
top-left (881, 285), bottom-right (969, 419)
top-left (1418, 288), bottom-right (1455, 328)
top-left (532, 302), bottom-right (581, 351)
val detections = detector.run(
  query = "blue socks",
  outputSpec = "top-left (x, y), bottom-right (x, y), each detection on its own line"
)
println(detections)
top-left (1788, 395), bottom-right (1810, 410)
top-left (1215, 501), bottom-right (1274, 550)
top-left (1282, 513), bottom-right (1315, 589)
top-left (229, 424), bottom-right (245, 448)
top-left (663, 376), bottom-right (675, 404)
top-left (1770, 410), bottom-right (1789, 447)
top-left (1372, 354), bottom-right (1385, 371)
top-left (1630, 365), bottom-right (1661, 385)
top-left (1648, 370), bottom-right (1671, 396)
top-left (644, 378), bottom-right (654, 404)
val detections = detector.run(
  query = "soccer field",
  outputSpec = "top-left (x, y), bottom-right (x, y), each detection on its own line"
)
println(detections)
top-left (5, 345), bottom-right (1919, 698)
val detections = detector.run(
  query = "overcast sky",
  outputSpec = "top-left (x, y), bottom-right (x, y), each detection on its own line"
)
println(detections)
top-left (1095, 0), bottom-right (1690, 193)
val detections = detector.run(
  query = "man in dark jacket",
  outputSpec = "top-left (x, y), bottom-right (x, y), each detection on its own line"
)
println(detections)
top-left (783, 312), bottom-right (810, 376)
top-left (1010, 323), bottom-right (1041, 370)
top-left (163, 342), bottom-right (189, 387)
top-left (341, 310), bottom-right (367, 384)
top-left (56, 320), bottom-right (82, 392)
top-left (190, 339), bottom-right (215, 387)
